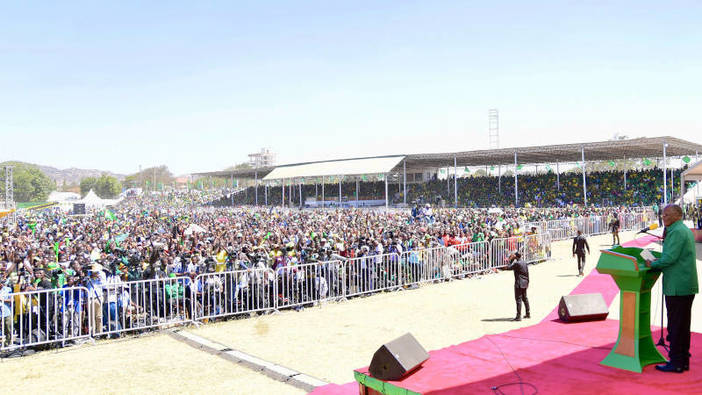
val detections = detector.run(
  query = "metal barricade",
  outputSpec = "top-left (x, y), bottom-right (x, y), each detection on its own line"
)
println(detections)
top-left (95, 277), bottom-right (193, 338)
top-left (344, 253), bottom-right (404, 297)
top-left (316, 260), bottom-right (347, 302)
top-left (448, 241), bottom-right (492, 277)
top-left (1, 286), bottom-right (91, 351)
top-left (275, 262), bottom-right (326, 310)
top-left (194, 268), bottom-right (276, 321)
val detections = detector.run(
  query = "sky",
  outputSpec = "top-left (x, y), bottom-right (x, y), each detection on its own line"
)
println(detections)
top-left (1, 1), bottom-right (701, 176)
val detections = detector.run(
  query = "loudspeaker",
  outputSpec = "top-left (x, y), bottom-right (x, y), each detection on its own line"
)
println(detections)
top-left (558, 293), bottom-right (609, 322)
top-left (369, 333), bottom-right (429, 381)
top-left (73, 203), bottom-right (86, 215)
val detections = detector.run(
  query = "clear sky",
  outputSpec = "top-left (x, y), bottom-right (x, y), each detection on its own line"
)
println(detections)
top-left (1, 1), bottom-right (701, 175)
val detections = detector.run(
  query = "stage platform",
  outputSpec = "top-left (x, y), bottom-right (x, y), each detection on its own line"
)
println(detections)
top-left (311, 234), bottom-right (702, 394)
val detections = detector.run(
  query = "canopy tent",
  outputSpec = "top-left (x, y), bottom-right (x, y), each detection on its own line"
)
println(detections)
top-left (79, 189), bottom-right (122, 209)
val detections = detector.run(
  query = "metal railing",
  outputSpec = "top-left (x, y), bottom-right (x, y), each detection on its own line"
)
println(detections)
top-left (1, 287), bottom-right (92, 351)
top-left (1, 236), bottom-right (554, 353)
top-left (525, 213), bottom-right (648, 241)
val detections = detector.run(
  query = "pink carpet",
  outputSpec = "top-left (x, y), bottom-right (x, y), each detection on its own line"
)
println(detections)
top-left (310, 235), bottom-right (701, 395)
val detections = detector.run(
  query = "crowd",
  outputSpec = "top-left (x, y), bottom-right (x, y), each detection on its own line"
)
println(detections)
top-left (220, 168), bottom-right (684, 208)
top-left (0, 189), bottom-right (650, 350)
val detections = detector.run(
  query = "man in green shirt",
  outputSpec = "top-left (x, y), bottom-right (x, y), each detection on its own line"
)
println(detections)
top-left (645, 204), bottom-right (699, 373)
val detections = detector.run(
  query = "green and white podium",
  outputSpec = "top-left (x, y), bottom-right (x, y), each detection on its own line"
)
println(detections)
top-left (596, 246), bottom-right (667, 372)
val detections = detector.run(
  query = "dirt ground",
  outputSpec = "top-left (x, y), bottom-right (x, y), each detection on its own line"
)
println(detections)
top-left (4, 230), bottom-right (701, 394)
top-left (0, 332), bottom-right (304, 395)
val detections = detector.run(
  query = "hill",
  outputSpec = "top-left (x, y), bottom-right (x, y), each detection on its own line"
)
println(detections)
top-left (0, 161), bottom-right (125, 186)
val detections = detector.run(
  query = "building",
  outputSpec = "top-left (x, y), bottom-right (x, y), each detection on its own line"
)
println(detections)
top-left (248, 148), bottom-right (276, 168)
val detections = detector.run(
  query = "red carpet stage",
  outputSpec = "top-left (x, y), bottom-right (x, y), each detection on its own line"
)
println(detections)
top-left (311, 235), bottom-right (701, 395)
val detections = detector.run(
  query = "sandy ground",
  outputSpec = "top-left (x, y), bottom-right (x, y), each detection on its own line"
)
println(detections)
top-left (192, 231), bottom-right (666, 385)
top-left (5, 230), bottom-right (701, 394)
top-left (0, 332), bottom-right (304, 395)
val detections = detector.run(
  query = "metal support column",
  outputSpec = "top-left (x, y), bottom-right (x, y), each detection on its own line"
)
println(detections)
top-left (385, 174), bottom-right (389, 210)
top-left (514, 152), bottom-right (518, 206)
top-left (403, 160), bottom-right (407, 205)
top-left (453, 156), bottom-right (458, 208)
top-left (498, 165), bottom-right (501, 195)
top-left (663, 142), bottom-right (668, 205)
top-left (581, 147), bottom-right (587, 206)
top-left (356, 179), bottom-right (359, 207)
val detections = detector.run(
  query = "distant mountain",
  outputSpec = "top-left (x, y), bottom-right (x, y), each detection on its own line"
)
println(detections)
top-left (1, 161), bottom-right (125, 186)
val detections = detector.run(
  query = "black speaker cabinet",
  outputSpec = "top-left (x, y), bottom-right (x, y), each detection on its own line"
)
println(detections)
top-left (558, 293), bottom-right (609, 322)
top-left (369, 333), bottom-right (429, 381)
top-left (73, 203), bottom-right (86, 215)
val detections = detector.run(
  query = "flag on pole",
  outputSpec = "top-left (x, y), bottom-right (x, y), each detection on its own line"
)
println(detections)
top-left (643, 158), bottom-right (652, 166)
top-left (608, 160), bottom-right (616, 167)
top-left (545, 164), bottom-right (552, 171)
top-left (490, 165), bottom-right (495, 171)
top-left (464, 167), bottom-right (470, 173)
top-left (516, 164), bottom-right (523, 170)
top-left (683, 155), bottom-right (691, 164)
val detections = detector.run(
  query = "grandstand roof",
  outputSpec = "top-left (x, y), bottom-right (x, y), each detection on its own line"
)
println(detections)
top-left (262, 156), bottom-right (405, 181)
top-left (682, 159), bottom-right (702, 181)
top-left (196, 136), bottom-right (702, 180)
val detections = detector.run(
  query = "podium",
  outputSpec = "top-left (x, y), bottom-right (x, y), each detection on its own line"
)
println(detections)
top-left (596, 246), bottom-right (667, 372)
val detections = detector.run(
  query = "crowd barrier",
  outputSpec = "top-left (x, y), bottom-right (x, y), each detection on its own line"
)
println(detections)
top-left (1, 287), bottom-right (92, 352)
top-left (525, 213), bottom-right (649, 242)
top-left (1, 234), bottom-right (553, 352)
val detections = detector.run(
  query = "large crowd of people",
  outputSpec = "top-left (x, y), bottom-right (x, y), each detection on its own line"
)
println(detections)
top-left (220, 168), bottom-right (684, 208)
top-left (0, 188), bottom-right (661, 352)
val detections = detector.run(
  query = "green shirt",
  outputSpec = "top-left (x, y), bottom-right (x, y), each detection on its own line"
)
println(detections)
top-left (651, 220), bottom-right (699, 296)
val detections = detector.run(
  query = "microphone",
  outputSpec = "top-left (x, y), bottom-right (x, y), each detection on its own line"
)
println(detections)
top-left (637, 223), bottom-right (659, 234)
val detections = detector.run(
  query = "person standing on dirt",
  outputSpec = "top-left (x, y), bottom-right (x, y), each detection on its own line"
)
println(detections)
top-left (572, 230), bottom-right (590, 276)
top-left (609, 214), bottom-right (621, 245)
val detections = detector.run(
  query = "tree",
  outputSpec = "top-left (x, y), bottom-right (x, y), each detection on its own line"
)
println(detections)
top-left (80, 177), bottom-right (98, 196)
top-left (0, 161), bottom-right (56, 202)
top-left (81, 174), bottom-right (122, 198)
top-left (124, 165), bottom-right (174, 190)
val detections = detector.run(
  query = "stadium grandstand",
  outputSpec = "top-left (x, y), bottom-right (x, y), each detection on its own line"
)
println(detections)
top-left (198, 136), bottom-right (702, 209)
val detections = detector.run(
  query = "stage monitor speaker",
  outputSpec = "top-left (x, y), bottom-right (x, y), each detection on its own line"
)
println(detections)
top-left (558, 293), bottom-right (609, 323)
top-left (369, 333), bottom-right (429, 381)
top-left (73, 203), bottom-right (86, 215)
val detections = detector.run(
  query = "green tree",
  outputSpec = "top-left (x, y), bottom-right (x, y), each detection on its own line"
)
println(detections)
top-left (81, 174), bottom-right (122, 198)
top-left (80, 177), bottom-right (98, 196)
top-left (0, 161), bottom-right (56, 202)
top-left (95, 174), bottom-right (122, 198)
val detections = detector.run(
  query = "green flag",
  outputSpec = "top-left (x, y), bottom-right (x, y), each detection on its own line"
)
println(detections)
top-left (643, 158), bottom-right (652, 166)
top-left (683, 156), bottom-right (691, 164)
top-left (439, 169), bottom-right (446, 174)
top-left (516, 164), bottom-right (523, 170)
top-left (105, 210), bottom-right (117, 221)
top-left (545, 164), bottom-right (552, 171)
top-left (378, 174), bottom-right (384, 180)
top-left (464, 167), bottom-right (470, 173)
top-left (361, 175), bottom-right (367, 181)
top-left (490, 165), bottom-right (495, 171)
top-left (54, 241), bottom-right (60, 262)
top-left (608, 160), bottom-right (616, 167)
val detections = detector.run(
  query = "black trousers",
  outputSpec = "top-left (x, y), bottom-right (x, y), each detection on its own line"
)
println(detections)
top-left (514, 287), bottom-right (530, 317)
top-left (665, 295), bottom-right (695, 367)
top-left (576, 253), bottom-right (586, 274)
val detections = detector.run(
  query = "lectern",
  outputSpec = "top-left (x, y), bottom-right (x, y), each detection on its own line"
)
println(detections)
top-left (596, 246), bottom-right (667, 372)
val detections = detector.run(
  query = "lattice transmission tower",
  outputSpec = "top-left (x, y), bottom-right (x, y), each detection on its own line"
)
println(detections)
top-left (488, 109), bottom-right (499, 149)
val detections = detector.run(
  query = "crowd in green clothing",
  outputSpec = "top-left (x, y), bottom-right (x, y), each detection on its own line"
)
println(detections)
top-left (216, 168), bottom-right (684, 208)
